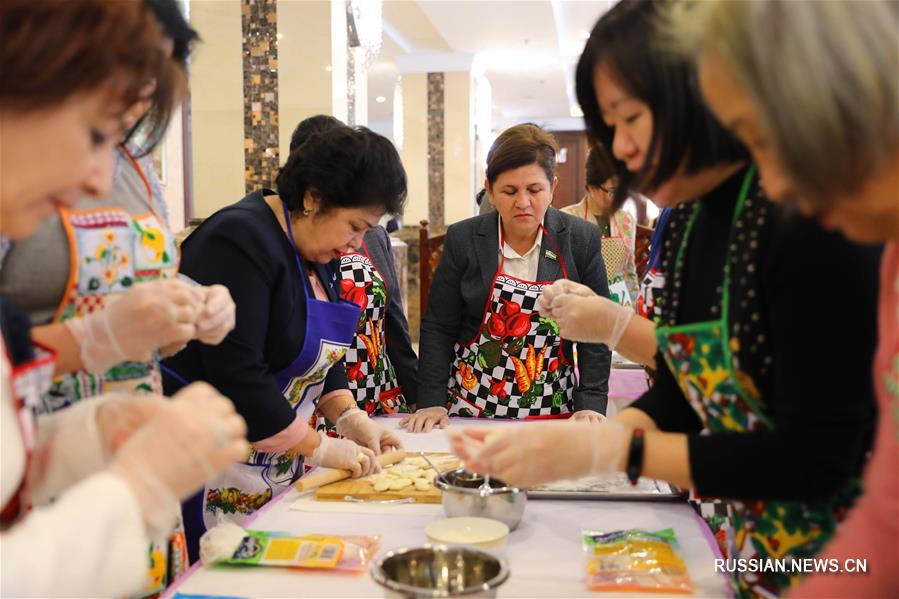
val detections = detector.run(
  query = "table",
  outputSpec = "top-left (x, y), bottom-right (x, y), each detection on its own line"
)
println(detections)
top-left (166, 418), bottom-right (729, 598)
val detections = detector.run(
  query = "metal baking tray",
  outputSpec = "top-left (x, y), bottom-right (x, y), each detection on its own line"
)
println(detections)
top-left (527, 474), bottom-right (682, 501)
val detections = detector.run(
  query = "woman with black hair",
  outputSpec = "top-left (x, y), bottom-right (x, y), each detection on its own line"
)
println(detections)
top-left (452, 1), bottom-right (880, 595)
top-left (561, 146), bottom-right (639, 307)
top-left (162, 125), bottom-right (407, 539)
top-left (289, 115), bottom-right (418, 422)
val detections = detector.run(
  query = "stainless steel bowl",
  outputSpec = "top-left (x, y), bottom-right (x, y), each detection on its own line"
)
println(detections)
top-left (370, 544), bottom-right (510, 598)
top-left (435, 468), bottom-right (526, 530)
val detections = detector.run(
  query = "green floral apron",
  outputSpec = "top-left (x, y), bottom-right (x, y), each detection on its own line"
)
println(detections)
top-left (656, 167), bottom-right (857, 597)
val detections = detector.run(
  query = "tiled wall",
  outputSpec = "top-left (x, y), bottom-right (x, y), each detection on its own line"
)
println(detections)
top-left (427, 72), bottom-right (445, 229)
top-left (241, 0), bottom-right (280, 192)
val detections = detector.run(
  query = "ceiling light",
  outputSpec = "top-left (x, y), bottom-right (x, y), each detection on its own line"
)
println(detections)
top-left (276, 33), bottom-right (284, 40)
top-left (375, 96), bottom-right (386, 103)
top-left (325, 65), bottom-right (332, 72)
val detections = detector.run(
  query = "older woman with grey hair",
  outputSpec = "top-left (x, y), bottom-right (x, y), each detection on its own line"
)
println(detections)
top-left (670, 1), bottom-right (897, 596)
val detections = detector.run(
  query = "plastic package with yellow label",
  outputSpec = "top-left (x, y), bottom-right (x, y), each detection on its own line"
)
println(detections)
top-left (582, 529), bottom-right (693, 593)
top-left (200, 521), bottom-right (379, 574)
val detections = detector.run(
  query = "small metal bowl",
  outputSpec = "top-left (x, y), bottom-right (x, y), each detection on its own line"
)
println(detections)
top-left (371, 544), bottom-right (510, 598)
top-left (435, 468), bottom-right (527, 531)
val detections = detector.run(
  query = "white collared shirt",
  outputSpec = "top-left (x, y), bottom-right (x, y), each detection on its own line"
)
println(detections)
top-left (498, 217), bottom-right (543, 281)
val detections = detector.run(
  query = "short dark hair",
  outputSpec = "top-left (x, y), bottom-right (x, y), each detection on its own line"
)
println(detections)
top-left (584, 145), bottom-right (616, 189)
top-left (289, 114), bottom-right (343, 153)
top-left (275, 125), bottom-right (407, 217)
top-left (575, 0), bottom-right (746, 210)
top-left (485, 123), bottom-right (559, 188)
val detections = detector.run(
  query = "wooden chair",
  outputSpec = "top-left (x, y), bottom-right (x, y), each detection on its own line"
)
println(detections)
top-left (635, 224), bottom-right (653, 277)
top-left (419, 219), bottom-right (446, 315)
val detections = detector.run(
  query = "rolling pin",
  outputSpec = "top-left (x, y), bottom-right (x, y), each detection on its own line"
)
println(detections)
top-left (295, 449), bottom-right (407, 492)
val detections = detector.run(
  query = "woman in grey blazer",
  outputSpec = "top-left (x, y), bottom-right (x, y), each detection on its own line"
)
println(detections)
top-left (335, 225), bottom-right (418, 417)
top-left (402, 124), bottom-right (611, 432)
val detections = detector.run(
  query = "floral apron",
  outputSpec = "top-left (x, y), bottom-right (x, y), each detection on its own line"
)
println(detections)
top-left (0, 333), bottom-right (56, 529)
top-left (44, 148), bottom-right (184, 596)
top-left (337, 244), bottom-right (407, 415)
top-left (587, 205), bottom-right (633, 308)
top-left (656, 168), bottom-right (856, 598)
top-left (200, 201), bottom-right (360, 529)
top-left (45, 147), bottom-right (179, 407)
top-left (447, 226), bottom-right (577, 419)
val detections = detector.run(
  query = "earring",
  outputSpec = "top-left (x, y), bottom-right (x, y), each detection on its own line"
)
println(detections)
top-left (302, 208), bottom-right (310, 216)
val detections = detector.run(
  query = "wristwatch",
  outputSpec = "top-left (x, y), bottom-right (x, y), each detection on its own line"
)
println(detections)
top-left (626, 428), bottom-right (645, 486)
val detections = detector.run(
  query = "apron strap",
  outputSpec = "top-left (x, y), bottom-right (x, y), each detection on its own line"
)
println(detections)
top-left (281, 201), bottom-right (315, 300)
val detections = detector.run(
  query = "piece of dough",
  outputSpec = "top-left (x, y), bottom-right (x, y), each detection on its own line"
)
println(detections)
top-left (413, 478), bottom-right (431, 491)
top-left (372, 480), bottom-right (391, 492)
top-left (388, 478), bottom-right (413, 491)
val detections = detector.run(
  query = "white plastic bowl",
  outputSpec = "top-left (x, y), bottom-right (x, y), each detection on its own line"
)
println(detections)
top-left (425, 517), bottom-right (510, 549)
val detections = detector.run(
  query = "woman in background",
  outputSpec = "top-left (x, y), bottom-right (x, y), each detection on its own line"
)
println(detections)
top-left (674, 0), bottom-right (897, 594)
top-left (561, 146), bottom-right (639, 307)
top-left (404, 123), bottom-right (611, 433)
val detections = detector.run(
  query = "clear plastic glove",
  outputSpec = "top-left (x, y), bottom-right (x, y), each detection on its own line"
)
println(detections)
top-left (448, 419), bottom-right (630, 488)
top-left (65, 278), bottom-right (203, 373)
top-left (335, 408), bottom-right (403, 454)
top-left (399, 407), bottom-right (449, 433)
top-left (96, 395), bottom-right (168, 454)
top-left (195, 284), bottom-right (236, 345)
top-left (540, 293), bottom-right (633, 348)
top-left (306, 436), bottom-right (380, 478)
top-left (108, 382), bottom-right (249, 536)
top-left (571, 409), bottom-right (606, 424)
top-left (539, 279), bottom-right (597, 310)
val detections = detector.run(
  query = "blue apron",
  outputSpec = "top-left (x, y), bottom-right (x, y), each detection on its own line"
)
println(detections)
top-left (167, 201), bottom-right (360, 537)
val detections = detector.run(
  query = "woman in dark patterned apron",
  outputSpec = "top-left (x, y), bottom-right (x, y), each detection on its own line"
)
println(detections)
top-left (0, 2), bottom-right (247, 596)
top-left (453, 2), bottom-right (880, 596)
top-left (404, 124), bottom-right (611, 433)
top-left (561, 147), bottom-right (639, 308)
top-left (0, 5), bottom-right (236, 592)
top-left (286, 116), bottom-right (418, 428)
top-left (162, 124), bottom-right (406, 560)
top-left (681, 1), bottom-right (898, 595)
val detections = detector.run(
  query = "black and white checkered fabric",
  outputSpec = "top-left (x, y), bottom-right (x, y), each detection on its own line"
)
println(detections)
top-left (339, 253), bottom-right (400, 406)
top-left (447, 275), bottom-right (575, 419)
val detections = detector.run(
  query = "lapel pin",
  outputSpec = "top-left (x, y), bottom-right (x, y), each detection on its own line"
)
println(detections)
top-left (545, 250), bottom-right (557, 261)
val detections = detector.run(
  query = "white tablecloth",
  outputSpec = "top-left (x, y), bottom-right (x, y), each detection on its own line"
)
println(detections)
top-left (165, 418), bottom-right (729, 598)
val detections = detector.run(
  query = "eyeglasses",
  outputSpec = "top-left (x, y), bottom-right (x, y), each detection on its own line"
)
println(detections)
top-left (598, 185), bottom-right (617, 196)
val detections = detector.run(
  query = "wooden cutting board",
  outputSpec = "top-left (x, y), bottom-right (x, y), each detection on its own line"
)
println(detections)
top-left (315, 453), bottom-right (459, 504)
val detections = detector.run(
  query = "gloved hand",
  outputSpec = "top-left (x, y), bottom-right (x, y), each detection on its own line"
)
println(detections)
top-left (448, 419), bottom-right (630, 488)
top-left (539, 279), bottom-right (597, 309)
top-left (108, 382), bottom-right (249, 536)
top-left (399, 407), bottom-right (449, 433)
top-left (571, 409), bottom-right (606, 424)
top-left (65, 278), bottom-right (203, 373)
top-left (306, 436), bottom-right (380, 478)
top-left (96, 395), bottom-right (168, 454)
top-left (195, 284), bottom-right (236, 345)
top-left (540, 293), bottom-right (633, 349)
top-left (336, 408), bottom-right (403, 454)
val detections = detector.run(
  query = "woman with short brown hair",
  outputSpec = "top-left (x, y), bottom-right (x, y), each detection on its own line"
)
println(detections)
top-left (402, 123), bottom-right (612, 432)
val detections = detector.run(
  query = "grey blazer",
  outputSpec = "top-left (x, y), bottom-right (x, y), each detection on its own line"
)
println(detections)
top-left (361, 226), bottom-right (419, 403)
top-left (418, 208), bottom-right (611, 413)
